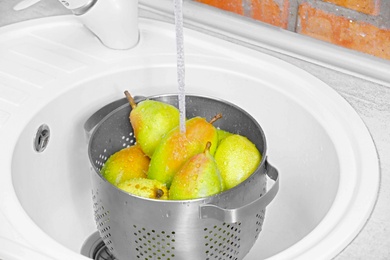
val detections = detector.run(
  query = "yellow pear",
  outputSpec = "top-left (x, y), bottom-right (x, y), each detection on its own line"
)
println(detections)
top-left (169, 142), bottom-right (224, 200)
top-left (217, 129), bottom-right (233, 145)
top-left (117, 178), bottom-right (168, 200)
top-left (147, 114), bottom-right (221, 187)
top-left (214, 134), bottom-right (261, 190)
top-left (101, 144), bottom-right (149, 186)
top-left (125, 91), bottom-right (180, 157)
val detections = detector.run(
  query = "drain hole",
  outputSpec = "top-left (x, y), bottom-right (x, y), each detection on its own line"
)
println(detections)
top-left (94, 242), bottom-right (116, 260)
top-left (34, 124), bottom-right (50, 152)
top-left (81, 232), bottom-right (117, 260)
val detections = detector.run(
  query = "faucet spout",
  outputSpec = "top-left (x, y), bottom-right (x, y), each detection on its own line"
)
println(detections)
top-left (77, 0), bottom-right (139, 50)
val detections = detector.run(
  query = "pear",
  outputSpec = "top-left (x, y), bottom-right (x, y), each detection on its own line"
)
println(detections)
top-left (101, 144), bottom-right (150, 186)
top-left (147, 114), bottom-right (222, 187)
top-left (214, 134), bottom-right (262, 190)
top-left (124, 91), bottom-right (180, 157)
top-left (117, 178), bottom-right (169, 200)
top-left (169, 142), bottom-right (224, 200)
top-left (217, 129), bottom-right (233, 145)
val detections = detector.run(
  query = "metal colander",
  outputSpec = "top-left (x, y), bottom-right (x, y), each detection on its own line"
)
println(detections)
top-left (85, 94), bottom-right (279, 260)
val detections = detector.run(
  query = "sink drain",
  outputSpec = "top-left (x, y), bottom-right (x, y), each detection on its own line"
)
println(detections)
top-left (81, 232), bottom-right (117, 260)
top-left (34, 124), bottom-right (50, 152)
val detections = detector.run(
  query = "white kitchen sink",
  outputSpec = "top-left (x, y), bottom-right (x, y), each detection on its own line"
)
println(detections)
top-left (0, 15), bottom-right (379, 260)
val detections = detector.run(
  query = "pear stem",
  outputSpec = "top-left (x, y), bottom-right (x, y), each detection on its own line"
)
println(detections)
top-left (209, 113), bottom-right (222, 124)
top-left (124, 90), bottom-right (137, 109)
top-left (204, 141), bottom-right (212, 153)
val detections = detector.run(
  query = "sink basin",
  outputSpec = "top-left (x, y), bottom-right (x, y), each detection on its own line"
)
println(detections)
top-left (0, 15), bottom-right (379, 260)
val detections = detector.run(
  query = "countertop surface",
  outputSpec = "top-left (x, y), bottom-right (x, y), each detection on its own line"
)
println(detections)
top-left (1, 1), bottom-right (390, 259)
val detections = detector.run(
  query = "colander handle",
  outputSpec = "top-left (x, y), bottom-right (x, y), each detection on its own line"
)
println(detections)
top-left (199, 160), bottom-right (279, 223)
top-left (84, 95), bottom-right (146, 140)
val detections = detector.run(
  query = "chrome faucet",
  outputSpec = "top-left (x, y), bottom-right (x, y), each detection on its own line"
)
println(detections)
top-left (14, 0), bottom-right (139, 50)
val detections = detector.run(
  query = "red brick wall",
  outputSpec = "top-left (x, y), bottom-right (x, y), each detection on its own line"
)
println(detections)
top-left (195, 0), bottom-right (390, 60)
top-left (323, 0), bottom-right (379, 15)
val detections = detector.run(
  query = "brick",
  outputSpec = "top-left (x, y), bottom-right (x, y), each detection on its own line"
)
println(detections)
top-left (251, 0), bottom-right (289, 29)
top-left (195, 0), bottom-right (289, 29)
top-left (196, 0), bottom-right (244, 15)
top-left (298, 3), bottom-right (390, 60)
top-left (323, 0), bottom-right (380, 15)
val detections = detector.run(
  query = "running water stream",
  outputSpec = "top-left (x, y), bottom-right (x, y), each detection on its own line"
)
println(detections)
top-left (174, 0), bottom-right (186, 133)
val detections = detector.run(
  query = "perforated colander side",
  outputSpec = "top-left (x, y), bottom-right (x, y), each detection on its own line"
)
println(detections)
top-left (93, 189), bottom-right (113, 252)
top-left (203, 222), bottom-right (241, 260)
top-left (91, 118), bottom-right (137, 255)
top-left (132, 225), bottom-right (177, 259)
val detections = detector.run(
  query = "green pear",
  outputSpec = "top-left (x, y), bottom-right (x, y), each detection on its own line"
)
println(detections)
top-left (101, 144), bottom-right (150, 186)
top-left (125, 91), bottom-right (180, 157)
top-left (169, 142), bottom-right (224, 200)
top-left (147, 114), bottom-right (221, 187)
top-left (217, 129), bottom-right (233, 144)
top-left (214, 134), bottom-right (261, 190)
top-left (117, 178), bottom-right (168, 200)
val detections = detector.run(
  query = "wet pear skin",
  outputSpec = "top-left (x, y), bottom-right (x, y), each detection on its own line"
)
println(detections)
top-left (217, 129), bottom-right (233, 144)
top-left (117, 177), bottom-right (169, 200)
top-left (130, 99), bottom-right (180, 158)
top-left (215, 134), bottom-right (262, 190)
top-left (147, 117), bottom-right (219, 188)
top-left (169, 143), bottom-right (224, 200)
top-left (101, 144), bottom-right (150, 186)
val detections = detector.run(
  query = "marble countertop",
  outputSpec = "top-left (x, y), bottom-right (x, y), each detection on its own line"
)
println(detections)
top-left (1, 1), bottom-right (389, 259)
